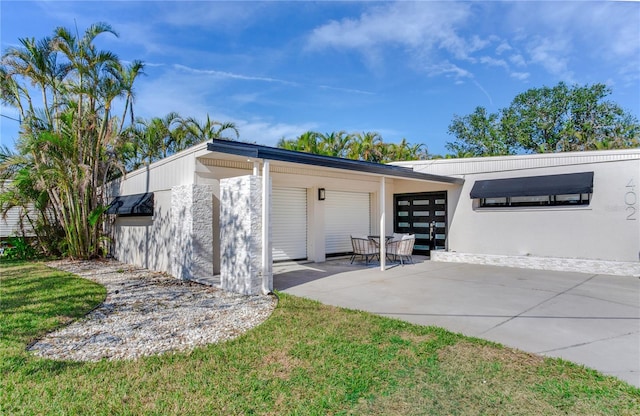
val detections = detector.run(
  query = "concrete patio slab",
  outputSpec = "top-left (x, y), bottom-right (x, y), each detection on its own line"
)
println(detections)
top-left (274, 258), bottom-right (640, 387)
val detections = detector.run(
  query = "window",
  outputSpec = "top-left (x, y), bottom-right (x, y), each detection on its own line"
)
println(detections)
top-left (106, 193), bottom-right (154, 216)
top-left (480, 193), bottom-right (590, 207)
top-left (471, 172), bottom-right (593, 208)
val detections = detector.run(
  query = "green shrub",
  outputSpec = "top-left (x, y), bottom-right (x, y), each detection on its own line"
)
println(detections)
top-left (1, 236), bottom-right (39, 260)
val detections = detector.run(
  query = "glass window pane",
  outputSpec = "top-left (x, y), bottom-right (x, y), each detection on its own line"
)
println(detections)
top-left (435, 199), bottom-right (445, 204)
top-left (413, 211), bottom-right (430, 216)
top-left (435, 211), bottom-right (446, 216)
top-left (398, 222), bottom-right (410, 227)
top-left (397, 201), bottom-right (410, 206)
top-left (482, 197), bottom-right (507, 206)
top-left (413, 200), bottom-right (430, 205)
top-left (413, 222), bottom-right (430, 227)
top-left (397, 211), bottom-right (409, 217)
top-left (511, 195), bottom-right (550, 204)
top-left (414, 233), bottom-right (430, 239)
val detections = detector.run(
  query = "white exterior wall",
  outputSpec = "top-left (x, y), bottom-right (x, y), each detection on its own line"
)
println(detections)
top-left (109, 144), bottom-right (209, 275)
top-left (112, 143), bottom-right (208, 196)
top-left (111, 190), bottom-right (172, 272)
top-left (0, 181), bottom-right (35, 238)
top-left (0, 206), bottom-right (27, 238)
top-left (400, 150), bottom-right (640, 263)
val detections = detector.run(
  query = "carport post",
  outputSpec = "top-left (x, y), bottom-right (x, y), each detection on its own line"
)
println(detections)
top-left (380, 176), bottom-right (386, 271)
top-left (261, 159), bottom-right (272, 294)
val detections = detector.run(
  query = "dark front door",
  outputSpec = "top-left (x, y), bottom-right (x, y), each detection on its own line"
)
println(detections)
top-left (394, 192), bottom-right (447, 256)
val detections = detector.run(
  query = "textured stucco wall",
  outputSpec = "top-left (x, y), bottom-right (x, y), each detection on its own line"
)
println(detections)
top-left (170, 184), bottom-right (214, 281)
top-left (220, 175), bottom-right (270, 295)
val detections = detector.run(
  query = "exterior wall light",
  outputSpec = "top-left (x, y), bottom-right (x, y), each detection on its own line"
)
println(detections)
top-left (318, 188), bottom-right (326, 201)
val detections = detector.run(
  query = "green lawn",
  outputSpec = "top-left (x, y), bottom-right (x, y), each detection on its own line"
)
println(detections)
top-left (1, 260), bottom-right (639, 415)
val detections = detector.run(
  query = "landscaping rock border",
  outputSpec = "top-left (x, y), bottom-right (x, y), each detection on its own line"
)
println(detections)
top-left (28, 259), bottom-right (277, 361)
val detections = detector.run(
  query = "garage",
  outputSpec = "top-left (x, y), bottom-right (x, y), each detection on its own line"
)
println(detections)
top-left (324, 190), bottom-right (371, 255)
top-left (272, 187), bottom-right (307, 261)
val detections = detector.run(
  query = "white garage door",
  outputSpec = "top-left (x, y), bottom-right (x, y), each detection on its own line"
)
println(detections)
top-left (272, 187), bottom-right (307, 261)
top-left (325, 190), bottom-right (371, 254)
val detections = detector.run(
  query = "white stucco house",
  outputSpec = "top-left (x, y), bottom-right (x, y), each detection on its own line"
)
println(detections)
top-left (106, 140), bottom-right (640, 295)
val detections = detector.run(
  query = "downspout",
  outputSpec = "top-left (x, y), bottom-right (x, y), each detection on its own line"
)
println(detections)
top-left (261, 160), bottom-right (272, 294)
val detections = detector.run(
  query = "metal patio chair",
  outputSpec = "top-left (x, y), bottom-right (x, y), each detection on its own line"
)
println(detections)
top-left (386, 234), bottom-right (415, 265)
top-left (350, 236), bottom-right (379, 265)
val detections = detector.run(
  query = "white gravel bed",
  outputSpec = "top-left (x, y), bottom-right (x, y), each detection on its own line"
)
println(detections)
top-left (28, 259), bottom-right (277, 362)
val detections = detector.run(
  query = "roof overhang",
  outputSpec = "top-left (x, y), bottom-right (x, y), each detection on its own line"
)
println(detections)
top-left (207, 139), bottom-right (464, 185)
top-left (470, 171), bottom-right (594, 199)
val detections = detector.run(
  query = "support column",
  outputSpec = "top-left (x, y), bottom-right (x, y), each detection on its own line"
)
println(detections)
top-left (219, 175), bottom-right (265, 295)
top-left (261, 160), bottom-right (273, 294)
top-left (380, 176), bottom-right (386, 271)
top-left (170, 184), bottom-right (214, 281)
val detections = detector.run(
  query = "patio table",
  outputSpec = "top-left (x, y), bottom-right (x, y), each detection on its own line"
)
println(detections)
top-left (367, 235), bottom-right (393, 259)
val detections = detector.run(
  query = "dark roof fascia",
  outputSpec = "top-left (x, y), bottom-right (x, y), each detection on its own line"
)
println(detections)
top-left (207, 140), bottom-right (464, 184)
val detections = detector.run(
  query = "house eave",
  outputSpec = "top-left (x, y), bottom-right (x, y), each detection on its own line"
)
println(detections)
top-left (207, 139), bottom-right (464, 185)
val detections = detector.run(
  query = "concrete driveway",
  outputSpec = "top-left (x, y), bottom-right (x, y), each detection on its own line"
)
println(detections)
top-left (273, 258), bottom-right (640, 387)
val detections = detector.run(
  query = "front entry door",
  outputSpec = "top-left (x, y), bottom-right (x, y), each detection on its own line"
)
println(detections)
top-left (394, 192), bottom-right (447, 256)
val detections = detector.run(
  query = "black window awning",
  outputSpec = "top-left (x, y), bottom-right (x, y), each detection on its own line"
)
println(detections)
top-left (106, 192), bottom-right (154, 216)
top-left (470, 172), bottom-right (594, 199)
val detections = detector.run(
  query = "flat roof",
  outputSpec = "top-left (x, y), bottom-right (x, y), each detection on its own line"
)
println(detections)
top-left (207, 140), bottom-right (464, 185)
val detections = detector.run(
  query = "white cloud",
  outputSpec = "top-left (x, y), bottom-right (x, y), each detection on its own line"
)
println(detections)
top-left (495, 41), bottom-right (512, 55)
top-left (479, 56), bottom-right (508, 70)
top-left (510, 72), bottom-right (530, 81)
top-left (173, 64), bottom-right (299, 86)
top-left (527, 37), bottom-right (574, 81)
top-left (318, 85), bottom-right (375, 96)
top-left (425, 61), bottom-right (472, 80)
top-left (509, 54), bottom-right (526, 67)
top-left (120, 65), bottom-right (319, 147)
top-left (157, 2), bottom-right (267, 30)
top-left (238, 120), bottom-right (318, 146)
top-left (306, 2), bottom-right (475, 63)
top-left (504, 1), bottom-right (639, 82)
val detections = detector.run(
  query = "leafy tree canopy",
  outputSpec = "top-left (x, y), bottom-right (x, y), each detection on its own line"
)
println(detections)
top-left (446, 82), bottom-right (640, 157)
top-left (0, 22), bottom-right (238, 258)
top-left (277, 131), bottom-right (429, 163)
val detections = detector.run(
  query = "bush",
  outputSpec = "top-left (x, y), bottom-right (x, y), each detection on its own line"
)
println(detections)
top-left (0, 237), bottom-right (39, 260)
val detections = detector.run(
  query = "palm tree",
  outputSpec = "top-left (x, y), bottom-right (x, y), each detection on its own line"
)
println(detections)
top-left (116, 60), bottom-right (145, 132)
top-left (2, 36), bottom-right (68, 129)
top-left (319, 131), bottom-right (351, 157)
top-left (133, 112), bottom-right (184, 165)
top-left (1, 22), bottom-right (142, 258)
top-left (351, 131), bottom-right (384, 162)
top-left (385, 138), bottom-right (427, 162)
top-left (184, 114), bottom-right (239, 145)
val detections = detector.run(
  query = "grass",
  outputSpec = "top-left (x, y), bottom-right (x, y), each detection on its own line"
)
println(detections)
top-left (1, 260), bottom-right (639, 415)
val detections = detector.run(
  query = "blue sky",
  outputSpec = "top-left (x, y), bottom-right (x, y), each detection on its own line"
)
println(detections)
top-left (1, 1), bottom-right (639, 156)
